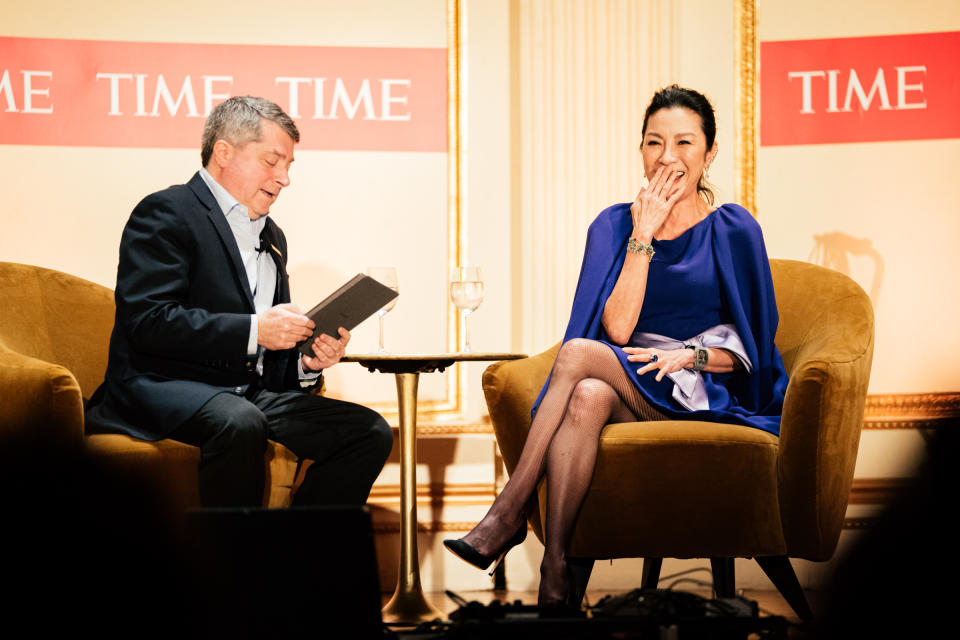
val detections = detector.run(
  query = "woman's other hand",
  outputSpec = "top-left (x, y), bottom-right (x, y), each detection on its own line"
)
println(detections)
top-left (630, 167), bottom-right (686, 241)
top-left (624, 346), bottom-right (693, 382)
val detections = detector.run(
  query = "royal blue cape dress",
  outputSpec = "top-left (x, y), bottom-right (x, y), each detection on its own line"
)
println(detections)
top-left (532, 202), bottom-right (788, 436)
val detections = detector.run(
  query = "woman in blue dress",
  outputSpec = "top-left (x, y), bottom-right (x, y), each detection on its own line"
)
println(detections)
top-left (444, 85), bottom-right (788, 606)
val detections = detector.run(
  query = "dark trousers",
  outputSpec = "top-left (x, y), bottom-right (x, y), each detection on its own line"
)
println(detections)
top-left (169, 388), bottom-right (393, 507)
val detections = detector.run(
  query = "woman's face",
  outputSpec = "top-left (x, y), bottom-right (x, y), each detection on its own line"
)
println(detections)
top-left (640, 106), bottom-right (717, 198)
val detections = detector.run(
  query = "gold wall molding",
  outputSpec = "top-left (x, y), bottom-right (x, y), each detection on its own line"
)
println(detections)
top-left (734, 0), bottom-right (758, 215)
top-left (373, 520), bottom-right (486, 534)
top-left (365, 477), bottom-right (915, 534)
top-left (384, 391), bottom-right (960, 432)
top-left (375, 518), bottom-right (878, 532)
top-left (369, 477), bottom-right (912, 509)
top-left (848, 477), bottom-right (911, 505)
top-left (369, 481), bottom-right (497, 507)
top-left (375, 517), bottom-right (885, 533)
top-left (383, 391), bottom-right (960, 432)
top-left (392, 422), bottom-right (493, 435)
top-left (446, 0), bottom-right (464, 413)
top-left (842, 517), bottom-right (879, 530)
top-left (371, 517), bottom-right (879, 534)
top-left (365, 478), bottom-right (904, 533)
top-left (863, 392), bottom-right (960, 429)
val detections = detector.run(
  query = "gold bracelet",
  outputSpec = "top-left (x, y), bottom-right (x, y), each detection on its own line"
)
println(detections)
top-left (627, 237), bottom-right (655, 260)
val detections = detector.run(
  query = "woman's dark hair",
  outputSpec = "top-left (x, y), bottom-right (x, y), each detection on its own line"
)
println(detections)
top-left (641, 85), bottom-right (717, 205)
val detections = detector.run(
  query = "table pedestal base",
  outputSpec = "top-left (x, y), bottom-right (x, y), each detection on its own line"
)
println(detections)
top-left (380, 372), bottom-right (444, 624)
top-left (381, 580), bottom-right (443, 624)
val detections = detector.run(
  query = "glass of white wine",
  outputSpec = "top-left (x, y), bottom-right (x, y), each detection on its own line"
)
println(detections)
top-left (450, 266), bottom-right (484, 352)
top-left (366, 266), bottom-right (398, 353)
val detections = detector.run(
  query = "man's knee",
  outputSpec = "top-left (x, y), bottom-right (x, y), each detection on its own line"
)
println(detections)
top-left (210, 402), bottom-right (268, 451)
top-left (366, 410), bottom-right (394, 462)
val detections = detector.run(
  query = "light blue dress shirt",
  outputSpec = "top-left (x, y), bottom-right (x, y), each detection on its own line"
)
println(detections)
top-left (199, 168), bottom-right (319, 381)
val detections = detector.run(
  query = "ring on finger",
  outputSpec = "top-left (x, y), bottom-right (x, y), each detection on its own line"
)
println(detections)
top-left (650, 354), bottom-right (659, 363)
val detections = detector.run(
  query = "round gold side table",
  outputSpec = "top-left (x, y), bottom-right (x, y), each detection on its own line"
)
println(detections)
top-left (341, 352), bottom-right (526, 624)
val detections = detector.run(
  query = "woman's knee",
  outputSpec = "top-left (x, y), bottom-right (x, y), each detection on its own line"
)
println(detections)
top-left (553, 338), bottom-right (600, 377)
top-left (566, 378), bottom-right (618, 422)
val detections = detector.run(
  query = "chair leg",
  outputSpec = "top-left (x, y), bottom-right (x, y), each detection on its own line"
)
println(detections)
top-left (710, 557), bottom-right (736, 598)
top-left (641, 557), bottom-right (662, 590)
top-left (755, 556), bottom-right (814, 622)
top-left (567, 557), bottom-right (594, 607)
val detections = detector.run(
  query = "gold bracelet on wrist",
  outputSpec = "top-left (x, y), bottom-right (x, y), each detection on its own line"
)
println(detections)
top-left (627, 237), bottom-right (655, 260)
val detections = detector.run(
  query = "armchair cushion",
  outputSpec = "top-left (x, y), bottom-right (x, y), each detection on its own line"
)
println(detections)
top-left (570, 420), bottom-right (782, 558)
top-left (85, 433), bottom-right (300, 511)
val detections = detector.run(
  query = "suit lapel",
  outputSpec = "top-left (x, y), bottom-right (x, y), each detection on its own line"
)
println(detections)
top-left (188, 173), bottom-right (256, 311)
top-left (260, 219), bottom-right (290, 304)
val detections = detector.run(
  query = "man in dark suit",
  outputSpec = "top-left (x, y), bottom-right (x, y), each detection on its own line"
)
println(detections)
top-left (85, 96), bottom-right (393, 507)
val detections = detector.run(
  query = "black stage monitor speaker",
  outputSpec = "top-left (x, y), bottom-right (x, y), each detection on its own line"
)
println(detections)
top-left (184, 506), bottom-right (383, 639)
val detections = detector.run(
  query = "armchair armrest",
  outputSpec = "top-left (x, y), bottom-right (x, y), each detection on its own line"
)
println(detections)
top-left (482, 343), bottom-right (560, 474)
top-left (777, 291), bottom-right (875, 561)
top-left (0, 349), bottom-right (85, 447)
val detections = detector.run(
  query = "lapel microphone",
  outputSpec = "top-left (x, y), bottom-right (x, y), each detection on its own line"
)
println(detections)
top-left (257, 225), bottom-right (271, 255)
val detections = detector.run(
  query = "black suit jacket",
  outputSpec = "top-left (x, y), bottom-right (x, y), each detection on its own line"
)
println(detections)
top-left (85, 172), bottom-right (314, 441)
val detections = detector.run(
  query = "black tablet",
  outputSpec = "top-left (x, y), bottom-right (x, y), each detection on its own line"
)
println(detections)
top-left (296, 273), bottom-right (398, 356)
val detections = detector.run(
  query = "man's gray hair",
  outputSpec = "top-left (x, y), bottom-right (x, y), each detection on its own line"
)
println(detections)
top-left (201, 96), bottom-right (300, 167)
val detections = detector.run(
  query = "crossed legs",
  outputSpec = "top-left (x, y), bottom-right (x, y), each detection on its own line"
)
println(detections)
top-left (458, 339), bottom-right (665, 605)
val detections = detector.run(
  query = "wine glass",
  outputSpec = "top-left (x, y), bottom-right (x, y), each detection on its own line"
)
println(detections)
top-left (450, 266), bottom-right (484, 352)
top-left (366, 267), bottom-right (398, 353)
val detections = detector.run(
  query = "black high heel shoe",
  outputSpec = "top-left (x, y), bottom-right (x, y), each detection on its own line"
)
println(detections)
top-left (443, 520), bottom-right (528, 575)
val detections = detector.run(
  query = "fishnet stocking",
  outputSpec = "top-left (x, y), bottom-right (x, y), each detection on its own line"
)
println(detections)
top-left (461, 339), bottom-right (666, 595)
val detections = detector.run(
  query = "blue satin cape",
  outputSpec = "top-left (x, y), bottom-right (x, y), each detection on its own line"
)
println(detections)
top-left (531, 202), bottom-right (788, 436)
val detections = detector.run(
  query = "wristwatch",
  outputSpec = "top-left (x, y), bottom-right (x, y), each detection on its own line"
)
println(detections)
top-left (685, 345), bottom-right (709, 371)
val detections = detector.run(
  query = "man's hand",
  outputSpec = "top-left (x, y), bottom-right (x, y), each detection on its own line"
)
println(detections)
top-left (257, 303), bottom-right (315, 351)
top-left (302, 327), bottom-right (350, 371)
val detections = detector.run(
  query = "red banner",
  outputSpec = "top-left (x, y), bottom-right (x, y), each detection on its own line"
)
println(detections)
top-left (760, 31), bottom-right (960, 146)
top-left (0, 36), bottom-right (447, 152)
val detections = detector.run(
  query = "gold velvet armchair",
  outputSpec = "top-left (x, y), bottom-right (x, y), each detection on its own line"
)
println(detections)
top-left (0, 262), bottom-right (301, 512)
top-left (482, 259), bottom-right (874, 620)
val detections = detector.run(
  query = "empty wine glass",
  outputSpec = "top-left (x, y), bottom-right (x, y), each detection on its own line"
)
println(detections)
top-left (366, 267), bottom-right (398, 353)
top-left (450, 266), bottom-right (484, 352)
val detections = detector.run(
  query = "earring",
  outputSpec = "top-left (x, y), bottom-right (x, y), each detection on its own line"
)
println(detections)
top-left (704, 165), bottom-right (711, 180)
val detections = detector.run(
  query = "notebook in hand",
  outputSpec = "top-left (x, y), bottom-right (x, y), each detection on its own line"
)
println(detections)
top-left (297, 273), bottom-right (399, 356)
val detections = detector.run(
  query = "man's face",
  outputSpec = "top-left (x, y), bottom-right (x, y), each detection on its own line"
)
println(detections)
top-left (217, 118), bottom-right (295, 219)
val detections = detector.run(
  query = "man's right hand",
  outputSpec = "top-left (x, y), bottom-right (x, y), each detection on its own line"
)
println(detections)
top-left (257, 303), bottom-right (315, 351)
